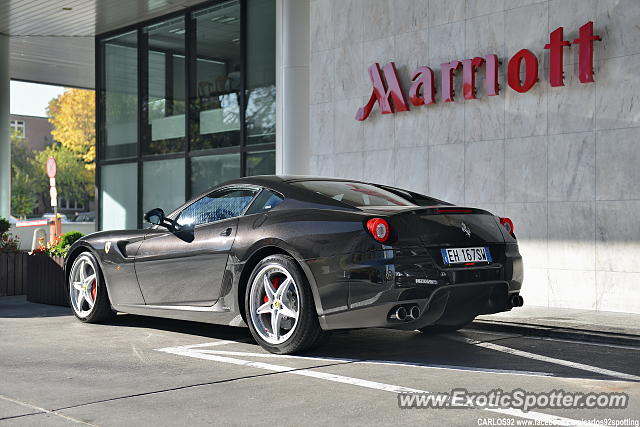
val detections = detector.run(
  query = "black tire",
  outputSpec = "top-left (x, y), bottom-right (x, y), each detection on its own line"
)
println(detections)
top-left (418, 319), bottom-right (474, 334)
top-left (68, 252), bottom-right (115, 323)
top-left (245, 254), bottom-right (325, 354)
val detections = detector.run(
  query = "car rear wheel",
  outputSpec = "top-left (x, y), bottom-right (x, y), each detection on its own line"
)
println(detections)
top-left (245, 255), bottom-right (324, 354)
top-left (68, 252), bottom-right (115, 323)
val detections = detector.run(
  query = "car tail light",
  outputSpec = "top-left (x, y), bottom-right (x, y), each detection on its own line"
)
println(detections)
top-left (499, 217), bottom-right (515, 237)
top-left (366, 218), bottom-right (390, 243)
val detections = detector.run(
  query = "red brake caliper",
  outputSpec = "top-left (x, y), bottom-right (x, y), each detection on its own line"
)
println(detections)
top-left (263, 277), bottom-right (280, 303)
top-left (91, 280), bottom-right (97, 301)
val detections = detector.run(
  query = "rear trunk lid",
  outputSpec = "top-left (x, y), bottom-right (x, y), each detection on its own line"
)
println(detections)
top-left (361, 206), bottom-right (505, 247)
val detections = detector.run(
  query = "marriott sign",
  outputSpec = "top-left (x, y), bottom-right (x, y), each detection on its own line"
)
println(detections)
top-left (356, 21), bottom-right (601, 121)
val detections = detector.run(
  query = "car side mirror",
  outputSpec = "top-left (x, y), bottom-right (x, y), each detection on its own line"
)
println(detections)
top-left (144, 208), bottom-right (165, 226)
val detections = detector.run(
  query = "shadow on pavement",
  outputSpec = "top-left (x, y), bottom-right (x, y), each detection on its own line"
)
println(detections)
top-left (106, 312), bottom-right (254, 342)
top-left (0, 296), bottom-right (69, 318)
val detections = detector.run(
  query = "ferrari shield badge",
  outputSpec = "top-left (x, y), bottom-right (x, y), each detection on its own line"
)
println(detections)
top-left (461, 222), bottom-right (471, 238)
top-left (105, 241), bottom-right (111, 254)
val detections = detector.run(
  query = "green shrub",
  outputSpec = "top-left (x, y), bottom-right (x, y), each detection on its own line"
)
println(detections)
top-left (58, 231), bottom-right (84, 248)
top-left (0, 234), bottom-right (20, 252)
top-left (0, 217), bottom-right (9, 236)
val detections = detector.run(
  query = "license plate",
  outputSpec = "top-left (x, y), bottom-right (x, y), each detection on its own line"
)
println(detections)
top-left (441, 247), bottom-right (492, 265)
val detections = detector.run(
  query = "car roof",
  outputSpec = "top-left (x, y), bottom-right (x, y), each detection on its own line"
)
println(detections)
top-left (222, 175), bottom-right (365, 186)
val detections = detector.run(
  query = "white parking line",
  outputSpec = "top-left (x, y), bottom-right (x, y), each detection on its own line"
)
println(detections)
top-left (194, 348), bottom-right (555, 378)
top-left (464, 329), bottom-right (640, 351)
top-left (447, 335), bottom-right (640, 382)
top-left (156, 342), bottom-right (602, 427)
top-left (173, 340), bottom-right (248, 349)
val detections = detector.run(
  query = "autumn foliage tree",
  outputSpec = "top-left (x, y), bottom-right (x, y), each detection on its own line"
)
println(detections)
top-left (47, 88), bottom-right (96, 171)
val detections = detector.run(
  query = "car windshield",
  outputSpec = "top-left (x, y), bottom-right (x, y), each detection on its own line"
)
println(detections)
top-left (292, 181), bottom-right (415, 207)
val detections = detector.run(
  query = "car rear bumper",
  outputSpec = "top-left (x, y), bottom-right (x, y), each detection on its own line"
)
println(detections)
top-left (308, 244), bottom-right (523, 330)
top-left (319, 280), bottom-right (518, 330)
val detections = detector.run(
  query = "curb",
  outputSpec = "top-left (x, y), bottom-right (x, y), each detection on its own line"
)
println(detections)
top-left (468, 320), bottom-right (640, 347)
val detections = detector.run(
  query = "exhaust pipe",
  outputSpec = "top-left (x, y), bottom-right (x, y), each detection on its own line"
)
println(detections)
top-left (408, 305), bottom-right (420, 320)
top-left (394, 306), bottom-right (407, 321)
top-left (509, 294), bottom-right (524, 307)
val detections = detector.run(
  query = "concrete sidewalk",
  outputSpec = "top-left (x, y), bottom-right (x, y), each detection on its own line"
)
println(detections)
top-left (473, 306), bottom-right (640, 346)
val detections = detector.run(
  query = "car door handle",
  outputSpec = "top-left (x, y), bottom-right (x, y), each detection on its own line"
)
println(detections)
top-left (220, 227), bottom-right (233, 237)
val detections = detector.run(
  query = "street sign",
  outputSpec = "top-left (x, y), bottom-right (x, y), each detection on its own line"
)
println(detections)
top-left (49, 177), bottom-right (56, 187)
top-left (46, 157), bottom-right (57, 178)
top-left (49, 187), bottom-right (58, 200)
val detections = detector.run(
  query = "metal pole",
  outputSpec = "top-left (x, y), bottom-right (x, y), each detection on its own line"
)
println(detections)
top-left (0, 35), bottom-right (11, 219)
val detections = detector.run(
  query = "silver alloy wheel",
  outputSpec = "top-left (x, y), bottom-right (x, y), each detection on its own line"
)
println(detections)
top-left (249, 263), bottom-right (301, 345)
top-left (69, 254), bottom-right (98, 318)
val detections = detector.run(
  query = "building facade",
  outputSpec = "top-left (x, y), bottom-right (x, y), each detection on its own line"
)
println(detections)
top-left (2, 0), bottom-right (639, 314)
top-left (306, 0), bottom-right (640, 314)
top-left (9, 114), bottom-right (54, 151)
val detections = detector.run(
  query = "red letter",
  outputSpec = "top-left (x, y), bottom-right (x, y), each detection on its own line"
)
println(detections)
top-left (409, 66), bottom-right (435, 106)
top-left (440, 61), bottom-right (462, 102)
top-left (485, 54), bottom-right (500, 96)
top-left (461, 57), bottom-right (485, 100)
top-left (544, 27), bottom-right (571, 87)
top-left (356, 62), bottom-right (409, 121)
top-left (573, 21), bottom-right (601, 83)
top-left (507, 49), bottom-right (539, 93)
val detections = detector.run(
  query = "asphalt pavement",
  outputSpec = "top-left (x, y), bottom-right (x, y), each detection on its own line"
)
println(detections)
top-left (1, 296), bottom-right (639, 427)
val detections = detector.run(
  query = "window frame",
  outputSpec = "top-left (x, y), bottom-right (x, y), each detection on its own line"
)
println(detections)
top-left (10, 120), bottom-right (26, 138)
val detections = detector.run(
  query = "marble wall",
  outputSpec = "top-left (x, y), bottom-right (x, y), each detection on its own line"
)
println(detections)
top-left (307, 0), bottom-right (640, 313)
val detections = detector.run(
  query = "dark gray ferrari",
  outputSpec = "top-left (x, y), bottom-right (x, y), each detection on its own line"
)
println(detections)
top-left (65, 175), bottom-right (524, 354)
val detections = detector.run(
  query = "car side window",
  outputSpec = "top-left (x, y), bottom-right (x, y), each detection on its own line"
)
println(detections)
top-left (177, 189), bottom-right (257, 227)
top-left (245, 190), bottom-right (284, 215)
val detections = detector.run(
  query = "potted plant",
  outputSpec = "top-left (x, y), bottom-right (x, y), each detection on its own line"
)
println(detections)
top-left (0, 216), bottom-right (27, 296)
top-left (27, 231), bottom-right (84, 307)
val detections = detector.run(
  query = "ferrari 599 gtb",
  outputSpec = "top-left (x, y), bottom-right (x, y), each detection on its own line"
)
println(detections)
top-left (65, 176), bottom-right (523, 354)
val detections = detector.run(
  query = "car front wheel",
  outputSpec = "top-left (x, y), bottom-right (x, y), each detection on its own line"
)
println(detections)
top-left (245, 254), bottom-right (324, 354)
top-left (68, 252), bottom-right (115, 323)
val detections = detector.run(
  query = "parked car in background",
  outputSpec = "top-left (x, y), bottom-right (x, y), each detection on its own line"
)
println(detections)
top-left (42, 213), bottom-right (69, 223)
top-left (73, 212), bottom-right (95, 222)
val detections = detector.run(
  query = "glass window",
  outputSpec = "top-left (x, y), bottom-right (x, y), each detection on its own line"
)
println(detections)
top-left (245, 189), bottom-right (283, 215)
top-left (190, 153), bottom-right (241, 197)
top-left (143, 17), bottom-right (187, 155)
top-left (246, 150), bottom-right (275, 176)
top-left (101, 163), bottom-right (138, 230)
top-left (10, 120), bottom-right (25, 139)
top-left (103, 31), bottom-right (138, 159)
top-left (246, 0), bottom-right (275, 145)
top-left (291, 181), bottom-right (416, 207)
top-left (190, 1), bottom-right (241, 151)
top-left (142, 158), bottom-right (186, 216)
top-left (177, 189), bottom-right (257, 226)
top-left (379, 185), bottom-right (450, 207)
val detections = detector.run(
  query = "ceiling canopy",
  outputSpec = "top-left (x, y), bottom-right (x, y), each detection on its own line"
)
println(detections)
top-left (2, 0), bottom-right (208, 88)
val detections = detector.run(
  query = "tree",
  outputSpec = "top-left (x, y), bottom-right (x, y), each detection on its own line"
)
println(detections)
top-left (10, 133), bottom-right (38, 217)
top-left (47, 88), bottom-right (96, 171)
top-left (33, 143), bottom-right (94, 207)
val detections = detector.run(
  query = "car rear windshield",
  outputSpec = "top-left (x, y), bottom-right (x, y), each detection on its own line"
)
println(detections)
top-left (292, 181), bottom-right (415, 207)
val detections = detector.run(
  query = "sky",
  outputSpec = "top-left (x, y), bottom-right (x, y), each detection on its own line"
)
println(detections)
top-left (10, 81), bottom-right (66, 117)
